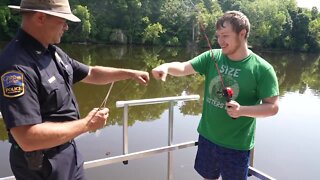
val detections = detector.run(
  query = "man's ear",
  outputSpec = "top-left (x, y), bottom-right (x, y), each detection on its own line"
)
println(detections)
top-left (239, 29), bottom-right (247, 38)
top-left (33, 12), bottom-right (47, 26)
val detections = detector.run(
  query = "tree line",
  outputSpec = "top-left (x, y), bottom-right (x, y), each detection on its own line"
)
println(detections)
top-left (0, 0), bottom-right (319, 52)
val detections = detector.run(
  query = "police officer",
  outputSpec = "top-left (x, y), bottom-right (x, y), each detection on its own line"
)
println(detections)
top-left (0, 0), bottom-right (149, 179)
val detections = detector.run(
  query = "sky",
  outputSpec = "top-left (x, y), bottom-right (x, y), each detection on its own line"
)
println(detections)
top-left (296, 0), bottom-right (320, 9)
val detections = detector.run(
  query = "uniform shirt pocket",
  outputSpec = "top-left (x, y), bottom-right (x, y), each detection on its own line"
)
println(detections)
top-left (40, 72), bottom-right (69, 113)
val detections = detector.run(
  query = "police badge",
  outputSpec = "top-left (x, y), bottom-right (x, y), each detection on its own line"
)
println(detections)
top-left (1, 71), bottom-right (25, 98)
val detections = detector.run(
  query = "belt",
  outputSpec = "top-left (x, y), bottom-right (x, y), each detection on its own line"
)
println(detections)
top-left (44, 140), bottom-right (73, 155)
top-left (12, 140), bottom-right (73, 154)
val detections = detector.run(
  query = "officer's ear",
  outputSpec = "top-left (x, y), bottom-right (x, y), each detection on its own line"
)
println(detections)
top-left (32, 12), bottom-right (47, 26)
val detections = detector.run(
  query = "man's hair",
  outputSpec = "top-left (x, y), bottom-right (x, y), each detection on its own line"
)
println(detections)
top-left (216, 11), bottom-right (250, 39)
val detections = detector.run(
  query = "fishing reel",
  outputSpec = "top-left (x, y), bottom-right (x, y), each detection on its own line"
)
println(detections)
top-left (222, 87), bottom-right (233, 102)
top-left (222, 87), bottom-right (237, 119)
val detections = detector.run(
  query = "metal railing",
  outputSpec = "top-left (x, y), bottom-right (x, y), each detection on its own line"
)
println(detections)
top-left (1, 95), bottom-right (276, 180)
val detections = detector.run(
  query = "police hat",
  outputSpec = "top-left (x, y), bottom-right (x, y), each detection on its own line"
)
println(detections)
top-left (8, 0), bottom-right (81, 22)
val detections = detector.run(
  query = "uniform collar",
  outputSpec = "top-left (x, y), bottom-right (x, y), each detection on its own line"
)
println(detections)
top-left (16, 28), bottom-right (56, 56)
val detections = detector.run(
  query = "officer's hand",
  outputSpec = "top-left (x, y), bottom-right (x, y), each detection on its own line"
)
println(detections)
top-left (85, 108), bottom-right (109, 132)
top-left (152, 65), bottom-right (168, 81)
top-left (226, 100), bottom-right (241, 119)
top-left (132, 70), bottom-right (149, 86)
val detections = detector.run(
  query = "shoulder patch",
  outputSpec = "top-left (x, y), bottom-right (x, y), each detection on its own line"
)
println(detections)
top-left (1, 71), bottom-right (25, 98)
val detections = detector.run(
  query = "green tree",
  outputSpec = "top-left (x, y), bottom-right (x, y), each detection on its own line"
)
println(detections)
top-left (142, 20), bottom-right (166, 45)
top-left (0, 6), bottom-right (10, 40)
top-left (159, 0), bottom-right (194, 45)
top-left (240, 0), bottom-right (292, 49)
top-left (64, 5), bottom-right (91, 42)
top-left (290, 9), bottom-right (310, 51)
top-left (159, 0), bottom-right (222, 47)
top-left (217, 0), bottom-right (242, 12)
top-left (308, 18), bottom-right (320, 51)
top-left (74, 5), bottom-right (91, 39)
top-left (311, 7), bottom-right (319, 20)
top-left (0, 1), bottom-right (21, 41)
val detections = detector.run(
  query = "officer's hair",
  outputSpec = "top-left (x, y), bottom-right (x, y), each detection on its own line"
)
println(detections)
top-left (21, 11), bottom-right (37, 16)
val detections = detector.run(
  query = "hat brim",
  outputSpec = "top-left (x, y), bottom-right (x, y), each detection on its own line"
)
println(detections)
top-left (8, 5), bottom-right (81, 22)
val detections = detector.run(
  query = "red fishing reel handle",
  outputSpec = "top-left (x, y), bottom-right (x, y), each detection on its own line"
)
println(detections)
top-left (223, 87), bottom-right (233, 102)
top-left (223, 87), bottom-right (236, 120)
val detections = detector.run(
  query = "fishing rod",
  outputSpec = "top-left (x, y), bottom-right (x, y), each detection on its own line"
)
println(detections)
top-left (188, 0), bottom-right (235, 118)
top-left (99, 82), bottom-right (114, 110)
top-left (87, 82), bottom-right (114, 132)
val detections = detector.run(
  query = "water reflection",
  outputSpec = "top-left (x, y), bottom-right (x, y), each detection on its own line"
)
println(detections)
top-left (260, 51), bottom-right (320, 95)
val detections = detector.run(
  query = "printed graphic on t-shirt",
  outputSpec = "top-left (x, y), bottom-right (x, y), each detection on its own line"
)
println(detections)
top-left (206, 66), bottom-right (240, 109)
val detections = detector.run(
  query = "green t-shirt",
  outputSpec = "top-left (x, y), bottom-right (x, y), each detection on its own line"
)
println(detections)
top-left (190, 49), bottom-right (279, 150)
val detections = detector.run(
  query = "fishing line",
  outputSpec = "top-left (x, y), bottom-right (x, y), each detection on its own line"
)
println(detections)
top-left (187, 0), bottom-right (235, 118)
top-left (188, 0), bottom-right (227, 90)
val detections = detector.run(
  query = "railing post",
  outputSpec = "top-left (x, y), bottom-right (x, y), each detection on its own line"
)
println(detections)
top-left (168, 101), bottom-right (174, 146)
top-left (123, 104), bottom-right (129, 164)
top-left (167, 101), bottom-right (174, 180)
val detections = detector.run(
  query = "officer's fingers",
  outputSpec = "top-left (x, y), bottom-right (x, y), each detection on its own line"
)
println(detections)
top-left (103, 114), bottom-right (108, 126)
top-left (99, 108), bottom-right (109, 114)
top-left (142, 73), bottom-right (150, 83)
top-left (137, 75), bottom-right (149, 85)
top-left (86, 108), bottom-right (106, 120)
top-left (96, 108), bottom-right (108, 120)
top-left (87, 116), bottom-right (107, 131)
top-left (103, 110), bottom-right (109, 119)
top-left (85, 109), bottom-right (97, 120)
top-left (89, 108), bottom-right (98, 113)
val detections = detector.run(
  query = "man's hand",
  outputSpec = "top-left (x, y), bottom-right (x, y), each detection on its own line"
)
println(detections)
top-left (152, 65), bottom-right (168, 81)
top-left (85, 108), bottom-right (109, 132)
top-left (131, 70), bottom-right (150, 85)
top-left (226, 100), bottom-right (241, 119)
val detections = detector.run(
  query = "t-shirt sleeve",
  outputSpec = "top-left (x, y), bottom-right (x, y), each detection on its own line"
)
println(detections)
top-left (257, 66), bottom-right (279, 99)
top-left (190, 50), bottom-right (212, 75)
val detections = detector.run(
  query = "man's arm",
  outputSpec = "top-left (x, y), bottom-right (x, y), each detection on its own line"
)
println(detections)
top-left (10, 108), bottom-right (109, 152)
top-left (226, 96), bottom-right (279, 118)
top-left (151, 61), bottom-right (196, 81)
top-left (81, 66), bottom-right (149, 85)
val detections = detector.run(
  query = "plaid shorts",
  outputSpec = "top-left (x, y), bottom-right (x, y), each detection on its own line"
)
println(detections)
top-left (194, 135), bottom-right (251, 180)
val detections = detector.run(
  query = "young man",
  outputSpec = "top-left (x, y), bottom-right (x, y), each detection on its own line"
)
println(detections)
top-left (0, 0), bottom-right (149, 179)
top-left (152, 11), bottom-right (279, 180)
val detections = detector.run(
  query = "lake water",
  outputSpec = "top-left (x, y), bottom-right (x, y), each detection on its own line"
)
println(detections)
top-left (0, 44), bottom-right (319, 180)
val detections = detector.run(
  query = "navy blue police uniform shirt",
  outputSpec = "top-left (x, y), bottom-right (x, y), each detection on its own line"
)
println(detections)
top-left (0, 29), bottom-right (89, 144)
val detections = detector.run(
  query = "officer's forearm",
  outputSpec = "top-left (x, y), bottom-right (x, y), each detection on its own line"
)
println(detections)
top-left (10, 119), bottom-right (88, 152)
top-left (82, 66), bottom-right (140, 84)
